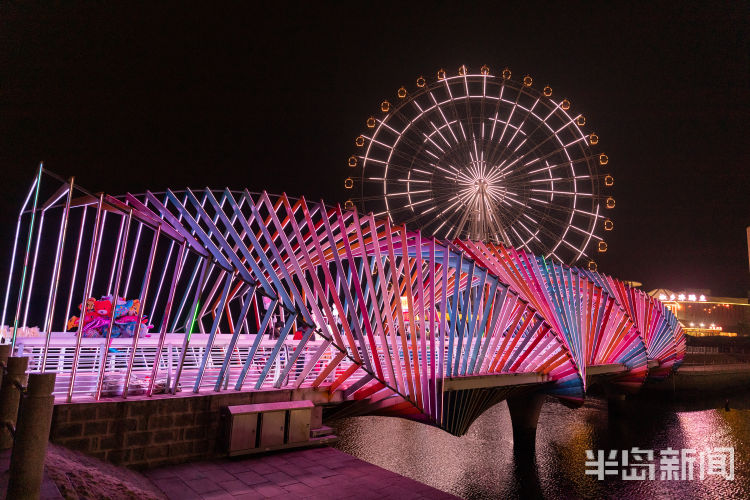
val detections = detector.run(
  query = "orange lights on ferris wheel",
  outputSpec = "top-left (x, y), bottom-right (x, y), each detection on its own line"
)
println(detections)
top-left (437, 68), bottom-right (447, 80)
top-left (604, 174), bottom-right (614, 186)
top-left (344, 199), bottom-right (355, 210)
top-left (458, 64), bottom-right (467, 76)
top-left (416, 76), bottom-right (426, 87)
top-left (344, 178), bottom-right (354, 189)
top-left (576, 115), bottom-right (586, 126)
top-left (599, 153), bottom-right (609, 165)
top-left (543, 85), bottom-right (552, 97)
top-left (501, 67), bottom-right (511, 79)
top-left (561, 99), bottom-right (571, 110)
top-left (348, 156), bottom-right (358, 167)
top-left (604, 218), bottom-right (613, 231)
top-left (589, 133), bottom-right (599, 145)
top-left (355, 135), bottom-right (365, 147)
top-left (523, 75), bottom-right (533, 87)
top-left (366, 117), bottom-right (376, 128)
top-left (598, 241), bottom-right (608, 253)
top-left (381, 100), bottom-right (391, 112)
top-left (397, 86), bottom-right (407, 98)
top-left (606, 197), bottom-right (615, 209)
top-left (587, 260), bottom-right (597, 272)
top-left (480, 64), bottom-right (490, 75)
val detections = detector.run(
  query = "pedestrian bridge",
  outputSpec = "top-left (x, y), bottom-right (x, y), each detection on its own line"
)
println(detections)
top-left (3, 168), bottom-right (684, 436)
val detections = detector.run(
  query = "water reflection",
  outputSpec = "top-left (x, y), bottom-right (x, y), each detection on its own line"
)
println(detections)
top-left (333, 392), bottom-right (749, 499)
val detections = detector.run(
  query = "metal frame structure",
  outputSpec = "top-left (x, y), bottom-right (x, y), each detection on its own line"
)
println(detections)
top-left (2, 168), bottom-right (683, 436)
top-left (346, 65), bottom-right (614, 268)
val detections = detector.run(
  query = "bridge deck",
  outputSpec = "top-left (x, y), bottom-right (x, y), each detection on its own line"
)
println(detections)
top-left (11, 333), bottom-right (650, 404)
top-left (443, 372), bottom-right (550, 391)
top-left (12, 332), bottom-right (557, 402)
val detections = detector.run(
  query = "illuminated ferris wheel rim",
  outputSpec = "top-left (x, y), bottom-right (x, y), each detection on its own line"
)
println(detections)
top-left (370, 89), bottom-right (587, 252)
top-left (347, 65), bottom-right (614, 269)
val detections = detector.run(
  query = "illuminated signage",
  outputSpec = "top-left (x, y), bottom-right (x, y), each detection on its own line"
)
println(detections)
top-left (658, 293), bottom-right (706, 302)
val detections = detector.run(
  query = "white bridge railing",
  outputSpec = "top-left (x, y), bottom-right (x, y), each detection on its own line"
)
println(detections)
top-left (11, 333), bottom-right (369, 401)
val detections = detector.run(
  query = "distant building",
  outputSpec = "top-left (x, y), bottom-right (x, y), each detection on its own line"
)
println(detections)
top-left (648, 289), bottom-right (750, 337)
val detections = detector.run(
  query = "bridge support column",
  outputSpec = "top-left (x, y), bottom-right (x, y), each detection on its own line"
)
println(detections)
top-left (507, 393), bottom-right (545, 454)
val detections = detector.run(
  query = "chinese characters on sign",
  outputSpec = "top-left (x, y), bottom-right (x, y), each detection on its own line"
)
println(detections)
top-left (585, 448), bottom-right (734, 480)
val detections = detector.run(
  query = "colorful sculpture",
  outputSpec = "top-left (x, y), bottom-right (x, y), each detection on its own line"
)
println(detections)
top-left (66, 296), bottom-right (150, 338)
top-left (3, 170), bottom-right (684, 420)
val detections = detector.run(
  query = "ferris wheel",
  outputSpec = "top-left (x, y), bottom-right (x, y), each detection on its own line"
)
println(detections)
top-left (345, 65), bottom-right (614, 268)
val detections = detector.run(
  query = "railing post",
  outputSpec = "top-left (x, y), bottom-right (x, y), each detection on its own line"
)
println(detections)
top-left (7, 372), bottom-right (57, 500)
top-left (0, 356), bottom-right (29, 449)
top-left (0, 344), bottom-right (11, 388)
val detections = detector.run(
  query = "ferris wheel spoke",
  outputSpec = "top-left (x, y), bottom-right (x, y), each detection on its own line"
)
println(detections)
top-left (484, 81), bottom-right (524, 169)
top-left (495, 192), bottom-right (596, 255)
top-left (482, 196), bottom-right (513, 245)
top-left (433, 100), bottom-right (471, 170)
top-left (361, 146), bottom-right (441, 179)
top-left (375, 116), bottom-right (446, 162)
top-left (386, 102), bottom-right (462, 160)
top-left (365, 107), bottom-right (468, 179)
top-left (464, 72), bottom-right (486, 167)
top-left (497, 97), bottom-right (541, 165)
top-left (518, 202), bottom-right (591, 243)
top-left (432, 86), bottom-right (460, 144)
top-left (465, 173), bottom-right (588, 248)
top-left (529, 188), bottom-right (592, 197)
top-left (511, 139), bottom-right (591, 177)
top-left (450, 191), bottom-right (479, 240)
top-left (526, 195), bottom-right (605, 222)
top-left (440, 78), bottom-right (482, 170)
top-left (499, 154), bottom-right (599, 185)
top-left (398, 204), bottom-right (444, 227)
top-left (488, 97), bottom-right (561, 168)
top-left (509, 226), bottom-right (536, 254)
top-left (493, 114), bottom-right (587, 178)
top-left (488, 79), bottom-right (507, 142)
top-left (486, 193), bottom-right (588, 256)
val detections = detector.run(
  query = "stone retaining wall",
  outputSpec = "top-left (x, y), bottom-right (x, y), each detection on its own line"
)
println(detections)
top-left (645, 365), bottom-right (750, 392)
top-left (50, 388), bottom-right (337, 469)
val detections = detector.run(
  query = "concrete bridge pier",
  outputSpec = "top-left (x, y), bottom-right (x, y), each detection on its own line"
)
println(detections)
top-left (596, 381), bottom-right (628, 417)
top-left (607, 393), bottom-right (627, 416)
top-left (507, 392), bottom-right (545, 456)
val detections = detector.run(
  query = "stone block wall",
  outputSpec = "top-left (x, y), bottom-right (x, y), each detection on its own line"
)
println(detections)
top-left (50, 388), bottom-right (335, 469)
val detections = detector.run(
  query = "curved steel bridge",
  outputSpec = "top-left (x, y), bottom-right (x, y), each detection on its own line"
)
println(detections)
top-left (4, 168), bottom-right (684, 436)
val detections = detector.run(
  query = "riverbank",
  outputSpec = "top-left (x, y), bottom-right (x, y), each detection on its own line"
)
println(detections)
top-left (641, 363), bottom-right (750, 393)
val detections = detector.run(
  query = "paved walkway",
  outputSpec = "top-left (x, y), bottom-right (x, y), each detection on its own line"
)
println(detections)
top-left (144, 446), bottom-right (458, 499)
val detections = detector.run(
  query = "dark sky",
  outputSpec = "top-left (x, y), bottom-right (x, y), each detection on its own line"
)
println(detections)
top-left (1, 1), bottom-right (748, 296)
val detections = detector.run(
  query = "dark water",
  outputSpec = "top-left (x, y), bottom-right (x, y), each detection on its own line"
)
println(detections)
top-left (332, 392), bottom-right (750, 499)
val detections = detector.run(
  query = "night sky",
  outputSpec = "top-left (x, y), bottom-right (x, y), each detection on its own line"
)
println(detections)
top-left (1, 1), bottom-right (748, 296)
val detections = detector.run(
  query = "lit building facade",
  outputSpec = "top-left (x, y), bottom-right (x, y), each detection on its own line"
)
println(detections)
top-left (649, 289), bottom-right (750, 337)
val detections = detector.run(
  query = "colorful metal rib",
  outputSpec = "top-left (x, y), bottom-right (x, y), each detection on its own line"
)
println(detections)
top-left (3, 171), bottom-right (684, 436)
